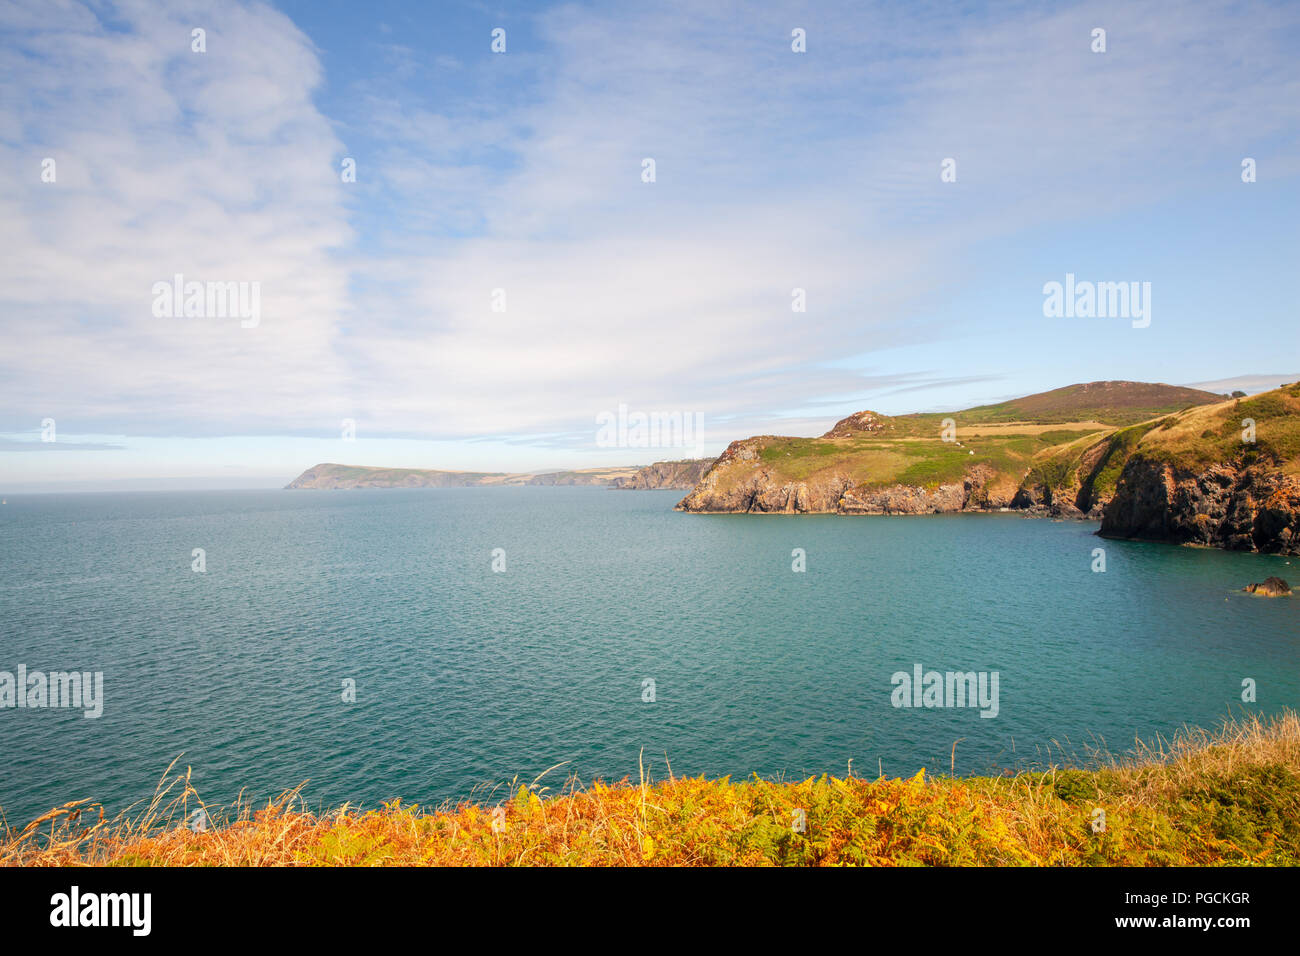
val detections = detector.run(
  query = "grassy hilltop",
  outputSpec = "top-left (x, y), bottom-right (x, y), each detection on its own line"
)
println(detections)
top-left (1027, 383), bottom-right (1300, 500)
top-left (680, 380), bottom-right (1227, 512)
top-left (677, 381), bottom-right (1300, 545)
top-left (4, 713), bottom-right (1297, 866)
top-left (950, 381), bottom-right (1224, 428)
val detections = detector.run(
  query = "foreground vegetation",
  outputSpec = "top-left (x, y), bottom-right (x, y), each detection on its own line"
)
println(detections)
top-left (3, 712), bottom-right (1297, 866)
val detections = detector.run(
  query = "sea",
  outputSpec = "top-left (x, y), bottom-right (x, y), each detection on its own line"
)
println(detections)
top-left (0, 487), bottom-right (1296, 825)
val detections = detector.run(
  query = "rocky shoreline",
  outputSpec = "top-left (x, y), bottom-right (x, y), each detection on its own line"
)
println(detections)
top-left (610, 458), bottom-right (714, 490)
top-left (674, 384), bottom-right (1300, 557)
top-left (674, 444), bottom-right (1019, 516)
top-left (1101, 458), bottom-right (1300, 554)
top-left (675, 452), bottom-right (1300, 556)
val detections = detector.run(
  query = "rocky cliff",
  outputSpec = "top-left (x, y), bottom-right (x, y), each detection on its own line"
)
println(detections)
top-left (676, 381), bottom-right (1300, 554)
top-left (1100, 459), bottom-right (1300, 554)
top-left (1095, 384), bottom-right (1300, 554)
top-left (610, 458), bottom-right (715, 490)
top-left (675, 438), bottom-right (1016, 515)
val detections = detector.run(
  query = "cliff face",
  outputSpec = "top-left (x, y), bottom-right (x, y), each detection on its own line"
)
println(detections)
top-left (1011, 433), bottom-right (1125, 519)
top-left (676, 383), bottom-right (1300, 555)
top-left (524, 472), bottom-right (618, 486)
top-left (840, 463), bottom-right (1012, 514)
top-left (675, 439), bottom-right (1017, 515)
top-left (611, 459), bottom-right (715, 490)
top-left (1100, 458), bottom-right (1300, 554)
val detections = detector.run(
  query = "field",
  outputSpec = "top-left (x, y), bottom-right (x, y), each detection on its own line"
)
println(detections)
top-left (749, 426), bottom-right (1093, 494)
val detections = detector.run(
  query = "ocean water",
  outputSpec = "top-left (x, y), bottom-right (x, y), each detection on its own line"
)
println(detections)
top-left (0, 487), bottom-right (1296, 825)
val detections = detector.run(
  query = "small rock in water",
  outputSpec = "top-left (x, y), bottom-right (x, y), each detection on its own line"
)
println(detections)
top-left (1243, 576), bottom-right (1292, 597)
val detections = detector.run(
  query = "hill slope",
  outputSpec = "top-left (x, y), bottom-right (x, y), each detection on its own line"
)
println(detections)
top-left (1099, 384), bottom-right (1300, 551)
top-left (951, 380), bottom-right (1223, 427)
top-left (676, 381), bottom-right (1300, 554)
top-left (287, 463), bottom-right (503, 489)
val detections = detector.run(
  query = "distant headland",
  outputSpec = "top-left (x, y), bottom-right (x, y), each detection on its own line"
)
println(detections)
top-left (286, 459), bottom-right (713, 491)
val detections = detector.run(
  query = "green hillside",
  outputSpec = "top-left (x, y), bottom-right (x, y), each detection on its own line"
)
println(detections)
top-left (941, 380), bottom-right (1223, 427)
top-left (678, 381), bottom-right (1300, 526)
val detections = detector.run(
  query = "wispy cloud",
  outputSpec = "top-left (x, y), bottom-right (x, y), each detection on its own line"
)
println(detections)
top-left (1, 0), bottom-right (1297, 481)
top-left (0, 436), bottom-right (123, 451)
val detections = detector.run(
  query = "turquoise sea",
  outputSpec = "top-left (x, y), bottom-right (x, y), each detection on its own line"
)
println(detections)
top-left (0, 487), bottom-right (1296, 825)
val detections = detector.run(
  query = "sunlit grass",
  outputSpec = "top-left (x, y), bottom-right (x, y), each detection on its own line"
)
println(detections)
top-left (4, 712), bottom-right (1297, 866)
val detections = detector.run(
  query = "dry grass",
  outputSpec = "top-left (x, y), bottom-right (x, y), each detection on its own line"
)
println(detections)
top-left (3, 712), bottom-right (1297, 867)
top-left (952, 421), bottom-right (1112, 437)
top-left (1138, 386), bottom-right (1300, 471)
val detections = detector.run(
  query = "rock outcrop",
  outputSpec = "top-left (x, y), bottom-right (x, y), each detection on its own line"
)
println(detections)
top-left (610, 459), bottom-right (716, 490)
top-left (1012, 437), bottom-right (1116, 519)
top-left (677, 383), bottom-right (1300, 555)
top-left (675, 441), bottom-right (1016, 515)
top-left (840, 464), bottom-right (1012, 514)
top-left (1100, 458), bottom-right (1300, 555)
top-left (822, 410), bottom-right (891, 439)
top-left (1244, 577), bottom-right (1292, 596)
top-left (524, 472), bottom-right (618, 486)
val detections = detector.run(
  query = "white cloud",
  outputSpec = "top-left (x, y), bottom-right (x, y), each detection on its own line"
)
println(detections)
top-left (0, 0), bottom-right (353, 436)
top-left (1, 0), bottom-right (1297, 479)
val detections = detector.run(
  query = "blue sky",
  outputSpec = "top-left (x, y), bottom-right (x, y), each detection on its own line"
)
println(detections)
top-left (1, 0), bottom-right (1298, 490)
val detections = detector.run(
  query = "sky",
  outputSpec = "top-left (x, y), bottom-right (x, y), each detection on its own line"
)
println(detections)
top-left (1, 0), bottom-right (1298, 491)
